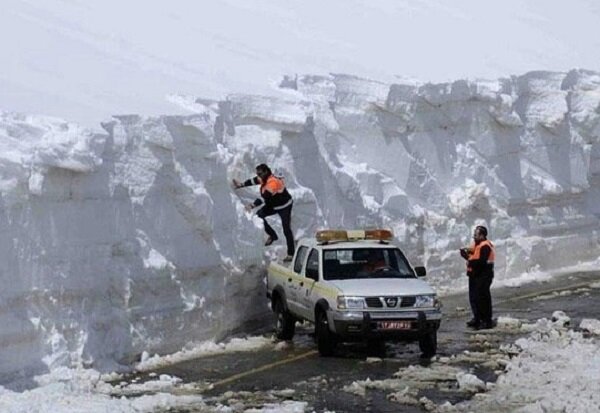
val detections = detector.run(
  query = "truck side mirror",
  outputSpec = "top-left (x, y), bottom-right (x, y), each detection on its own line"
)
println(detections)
top-left (306, 267), bottom-right (319, 281)
top-left (414, 266), bottom-right (426, 277)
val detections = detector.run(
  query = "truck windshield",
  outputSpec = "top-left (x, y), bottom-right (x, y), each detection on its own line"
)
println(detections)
top-left (322, 248), bottom-right (416, 280)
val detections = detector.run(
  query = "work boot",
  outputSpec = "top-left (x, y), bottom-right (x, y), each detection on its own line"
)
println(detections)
top-left (466, 319), bottom-right (480, 328)
top-left (265, 235), bottom-right (278, 246)
top-left (282, 255), bottom-right (293, 262)
top-left (476, 321), bottom-right (494, 330)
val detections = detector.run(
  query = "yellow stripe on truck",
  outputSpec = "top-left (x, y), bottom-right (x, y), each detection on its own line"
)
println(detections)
top-left (268, 265), bottom-right (339, 300)
top-left (269, 265), bottom-right (292, 280)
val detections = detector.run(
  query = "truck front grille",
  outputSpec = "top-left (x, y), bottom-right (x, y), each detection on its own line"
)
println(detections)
top-left (400, 296), bottom-right (416, 307)
top-left (365, 297), bottom-right (383, 308)
top-left (365, 296), bottom-right (417, 308)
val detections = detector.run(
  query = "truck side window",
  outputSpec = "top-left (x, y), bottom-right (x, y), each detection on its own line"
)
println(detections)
top-left (293, 246), bottom-right (309, 274)
top-left (305, 249), bottom-right (319, 280)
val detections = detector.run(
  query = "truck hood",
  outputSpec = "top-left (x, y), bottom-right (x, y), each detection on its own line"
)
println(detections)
top-left (327, 278), bottom-right (436, 296)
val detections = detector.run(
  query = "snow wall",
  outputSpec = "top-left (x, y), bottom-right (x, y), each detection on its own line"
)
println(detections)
top-left (1, 69), bottom-right (600, 382)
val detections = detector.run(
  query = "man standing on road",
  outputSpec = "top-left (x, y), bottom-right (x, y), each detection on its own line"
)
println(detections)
top-left (233, 164), bottom-right (295, 261)
top-left (460, 225), bottom-right (495, 330)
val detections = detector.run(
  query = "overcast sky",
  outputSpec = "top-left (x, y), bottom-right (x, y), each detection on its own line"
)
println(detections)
top-left (2, 0), bottom-right (599, 127)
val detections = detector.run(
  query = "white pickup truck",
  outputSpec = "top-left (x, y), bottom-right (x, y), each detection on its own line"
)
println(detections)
top-left (266, 229), bottom-right (442, 357)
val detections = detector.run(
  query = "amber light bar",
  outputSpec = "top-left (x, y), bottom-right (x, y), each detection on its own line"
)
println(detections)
top-left (364, 229), bottom-right (393, 241)
top-left (315, 229), bottom-right (393, 243)
top-left (316, 230), bottom-right (348, 243)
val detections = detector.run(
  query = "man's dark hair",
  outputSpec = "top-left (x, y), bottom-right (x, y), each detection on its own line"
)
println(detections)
top-left (475, 225), bottom-right (488, 237)
top-left (255, 163), bottom-right (271, 175)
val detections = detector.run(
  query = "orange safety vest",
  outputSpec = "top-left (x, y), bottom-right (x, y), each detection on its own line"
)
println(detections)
top-left (467, 239), bottom-right (495, 274)
top-left (260, 175), bottom-right (286, 195)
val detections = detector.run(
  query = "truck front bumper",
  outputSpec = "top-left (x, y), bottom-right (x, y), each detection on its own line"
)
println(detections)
top-left (329, 309), bottom-right (441, 341)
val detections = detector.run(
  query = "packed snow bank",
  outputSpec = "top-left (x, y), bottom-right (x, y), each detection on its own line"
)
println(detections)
top-left (450, 316), bottom-right (600, 412)
top-left (2, 69), bottom-right (600, 381)
top-left (0, 367), bottom-right (207, 413)
top-left (0, 344), bottom-right (312, 413)
top-left (343, 314), bottom-right (600, 412)
top-left (0, 112), bottom-right (268, 382)
top-left (135, 336), bottom-right (275, 372)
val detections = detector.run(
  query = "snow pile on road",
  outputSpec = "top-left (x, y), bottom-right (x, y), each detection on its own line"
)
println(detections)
top-left (135, 336), bottom-right (276, 372)
top-left (342, 315), bottom-right (600, 412)
top-left (2, 69), bottom-right (600, 381)
top-left (343, 362), bottom-right (491, 400)
top-left (244, 401), bottom-right (308, 413)
top-left (0, 365), bottom-right (312, 413)
top-left (580, 318), bottom-right (600, 335)
top-left (0, 367), bottom-right (207, 413)
top-left (451, 316), bottom-right (600, 412)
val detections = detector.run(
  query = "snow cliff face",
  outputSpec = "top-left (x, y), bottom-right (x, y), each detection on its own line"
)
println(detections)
top-left (1, 69), bottom-right (600, 380)
top-left (0, 112), bottom-right (267, 381)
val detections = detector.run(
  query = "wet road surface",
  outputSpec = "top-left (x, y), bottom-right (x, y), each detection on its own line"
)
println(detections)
top-left (118, 270), bottom-right (600, 412)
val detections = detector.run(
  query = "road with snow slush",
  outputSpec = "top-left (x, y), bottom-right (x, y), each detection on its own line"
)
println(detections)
top-left (117, 271), bottom-right (600, 412)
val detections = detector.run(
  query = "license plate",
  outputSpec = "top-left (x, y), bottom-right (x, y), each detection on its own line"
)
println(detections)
top-left (377, 320), bottom-right (412, 330)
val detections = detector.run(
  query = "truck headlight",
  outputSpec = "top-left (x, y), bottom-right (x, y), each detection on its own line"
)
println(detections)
top-left (337, 296), bottom-right (365, 310)
top-left (415, 295), bottom-right (438, 308)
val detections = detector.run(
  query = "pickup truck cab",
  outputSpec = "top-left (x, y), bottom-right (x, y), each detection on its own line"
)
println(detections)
top-left (266, 229), bottom-right (442, 357)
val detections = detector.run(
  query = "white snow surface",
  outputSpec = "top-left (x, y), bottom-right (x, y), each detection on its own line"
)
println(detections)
top-left (0, 338), bottom-right (289, 412)
top-left (0, 367), bottom-right (207, 413)
top-left (244, 401), bottom-right (308, 413)
top-left (3, 1), bottom-right (600, 128)
top-left (343, 315), bottom-right (600, 412)
top-left (2, 69), bottom-right (600, 384)
top-left (135, 335), bottom-right (275, 372)
top-left (453, 317), bottom-right (600, 413)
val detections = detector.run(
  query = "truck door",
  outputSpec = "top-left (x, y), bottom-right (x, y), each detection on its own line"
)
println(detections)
top-left (286, 246), bottom-right (309, 314)
top-left (298, 248), bottom-right (320, 321)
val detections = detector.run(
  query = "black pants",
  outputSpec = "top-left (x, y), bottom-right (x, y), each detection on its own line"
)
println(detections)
top-left (468, 274), bottom-right (493, 323)
top-left (256, 203), bottom-right (295, 256)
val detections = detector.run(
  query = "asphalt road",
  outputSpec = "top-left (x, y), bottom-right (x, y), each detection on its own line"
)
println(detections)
top-left (123, 270), bottom-right (600, 412)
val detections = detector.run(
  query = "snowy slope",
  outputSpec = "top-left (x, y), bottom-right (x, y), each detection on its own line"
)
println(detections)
top-left (2, 0), bottom-right (600, 127)
top-left (2, 69), bottom-right (600, 381)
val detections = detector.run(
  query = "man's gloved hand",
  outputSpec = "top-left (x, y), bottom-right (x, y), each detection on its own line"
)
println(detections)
top-left (245, 203), bottom-right (254, 212)
top-left (232, 179), bottom-right (243, 189)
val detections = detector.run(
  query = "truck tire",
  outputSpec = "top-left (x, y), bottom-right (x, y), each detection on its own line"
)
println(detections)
top-left (418, 330), bottom-right (437, 358)
top-left (315, 309), bottom-right (336, 356)
top-left (273, 298), bottom-right (295, 340)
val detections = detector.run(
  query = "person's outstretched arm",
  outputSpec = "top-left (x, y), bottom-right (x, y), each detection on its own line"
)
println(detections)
top-left (233, 176), bottom-right (263, 211)
top-left (232, 176), bottom-right (260, 189)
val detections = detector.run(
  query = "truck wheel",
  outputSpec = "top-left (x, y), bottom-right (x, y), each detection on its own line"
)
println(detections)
top-left (315, 310), bottom-right (336, 356)
top-left (273, 298), bottom-right (295, 340)
top-left (418, 331), bottom-right (437, 358)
